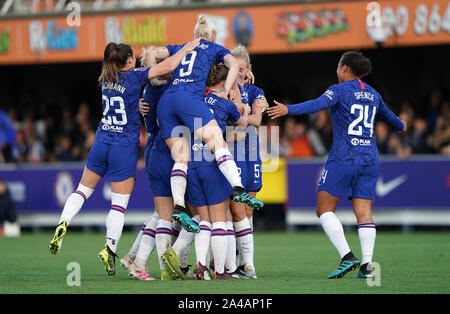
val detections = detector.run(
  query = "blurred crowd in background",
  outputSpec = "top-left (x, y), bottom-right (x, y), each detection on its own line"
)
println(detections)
top-left (1, 86), bottom-right (449, 164)
top-left (265, 88), bottom-right (450, 159)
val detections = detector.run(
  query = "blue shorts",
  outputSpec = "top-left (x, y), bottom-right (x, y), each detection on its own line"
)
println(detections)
top-left (187, 165), bottom-right (233, 207)
top-left (246, 159), bottom-right (262, 192)
top-left (86, 140), bottom-right (138, 182)
top-left (317, 160), bottom-right (379, 200)
top-left (145, 145), bottom-right (173, 197)
top-left (234, 160), bottom-right (248, 191)
top-left (157, 90), bottom-right (215, 139)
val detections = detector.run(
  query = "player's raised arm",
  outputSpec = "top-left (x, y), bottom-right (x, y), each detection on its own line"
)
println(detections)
top-left (140, 47), bottom-right (169, 86)
top-left (148, 46), bottom-right (171, 60)
top-left (146, 38), bottom-right (200, 80)
top-left (222, 54), bottom-right (240, 97)
top-left (268, 87), bottom-right (339, 119)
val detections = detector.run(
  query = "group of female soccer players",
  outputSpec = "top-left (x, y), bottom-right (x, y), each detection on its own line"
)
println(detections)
top-left (49, 14), bottom-right (407, 281)
top-left (49, 16), bottom-right (268, 280)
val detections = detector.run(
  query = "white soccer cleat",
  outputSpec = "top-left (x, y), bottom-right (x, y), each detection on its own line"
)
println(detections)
top-left (119, 254), bottom-right (134, 273)
top-left (128, 263), bottom-right (158, 281)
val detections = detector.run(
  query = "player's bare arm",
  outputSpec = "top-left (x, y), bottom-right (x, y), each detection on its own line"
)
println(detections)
top-left (147, 38), bottom-right (200, 80)
top-left (229, 83), bottom-right (244, 110)
top-left (141, 47), bottom-right (169, 86)
top-left (254, 96), bottom-right (269, 113)
top-left (222, 54), bottom-right (240, 97)
top-left (148, 46), bottom-right (170, 60)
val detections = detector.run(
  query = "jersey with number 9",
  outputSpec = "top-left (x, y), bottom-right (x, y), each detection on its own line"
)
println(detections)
top-left (164, 39), bottom-right (231, 95)
top-left (96, 67), bottom-right (150, 145)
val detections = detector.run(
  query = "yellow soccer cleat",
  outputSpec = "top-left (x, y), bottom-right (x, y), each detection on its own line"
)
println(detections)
top-left (161, 248), bottom-right (187, 280)
top-left (160, 268), bottom-right (176, 280)
top-left (98, 244), bottom-right (118, 277)
top-left (48, 220), bottom-right (68, 255)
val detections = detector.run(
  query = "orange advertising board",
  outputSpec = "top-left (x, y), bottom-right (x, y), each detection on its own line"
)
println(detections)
top-left (0, 0), bottom-right (449, 65)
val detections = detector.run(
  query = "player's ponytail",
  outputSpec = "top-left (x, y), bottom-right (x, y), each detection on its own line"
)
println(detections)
top-left (207, 64), bottom-right (229, 88)
top-left (340, 51), bottom-right (372, 78)
top-left (98, 42), bottom-right (133, 86)
top-left (194, 15), bottom-right (216, 40)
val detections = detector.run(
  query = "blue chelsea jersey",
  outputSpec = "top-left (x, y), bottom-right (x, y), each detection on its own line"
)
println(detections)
top-left (239, 83), bottom-right (265, 161)
top-left (142, 82), bottom-right (171, 153)
top-left (96, 67), bottom-right (150, 145)
top-left (165, 39), bottom-right (231, 95)
top-left (287, 79), bottom-right (404, 166)
top-left (190, 91), bottom-right (241, 167)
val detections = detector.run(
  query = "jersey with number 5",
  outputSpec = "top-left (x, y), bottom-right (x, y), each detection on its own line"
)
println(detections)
top-left (165, 39), bottom-right (231, 95)
top-left (96, 67), bottom-right (150, 145)
top-left (287, 79), bottom-right (404, 166)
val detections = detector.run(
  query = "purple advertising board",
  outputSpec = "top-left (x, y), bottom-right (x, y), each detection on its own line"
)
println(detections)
top-left (0, 158), bottom-right (449, 213)
top-left (0, 164), bottom-right (155, 213)
top-left (287, 157), bottom-right (450, 210)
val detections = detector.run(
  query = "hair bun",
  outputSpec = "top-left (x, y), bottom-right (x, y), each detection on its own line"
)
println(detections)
top-left (198, 15), bottom-right (207, 25)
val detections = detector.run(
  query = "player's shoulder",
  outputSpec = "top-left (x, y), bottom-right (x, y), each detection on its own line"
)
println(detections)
top-left (204, 40), bottom-right (230, 54)
top-left (325, 82), bottom-right (342, 92)
top-left (128, 67), bottom-right (149, 80)
top-left (167, 43), bottom-right (184, 53)
top-left (322, 83), bottom-right (342, 100)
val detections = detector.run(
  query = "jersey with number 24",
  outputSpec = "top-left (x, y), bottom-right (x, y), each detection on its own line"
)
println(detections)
top-left (287, 79), bottom-right (404, 166)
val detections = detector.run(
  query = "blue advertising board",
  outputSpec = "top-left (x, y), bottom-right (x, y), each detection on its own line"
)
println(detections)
top-left (0, 164), bottom-right (155, 213)
top-left (287, 157), bottom-right (450, 210)
top-left (0, 157), bottom-right (449, 213)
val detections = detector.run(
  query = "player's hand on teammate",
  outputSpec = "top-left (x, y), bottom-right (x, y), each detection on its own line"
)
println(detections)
top-left (267, 100), bottom-right (289, 119)
top-left (244, 70), bottom-right (255, 85)
top-left (139, 98), bottom-right (150, 116)
top-left (183, 38), bottom-right (201, 53)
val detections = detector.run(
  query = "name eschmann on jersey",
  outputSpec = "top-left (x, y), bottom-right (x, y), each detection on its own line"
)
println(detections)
top-left (101, 82), bottom-right (126, 94)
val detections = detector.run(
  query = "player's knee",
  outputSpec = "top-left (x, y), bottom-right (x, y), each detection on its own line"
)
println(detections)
top-left (198, 123), bottom-right (226, 151)
top-left (316, 208), bottom-right (334, 218)
top-left (355, 214), bottom-right (373, 224)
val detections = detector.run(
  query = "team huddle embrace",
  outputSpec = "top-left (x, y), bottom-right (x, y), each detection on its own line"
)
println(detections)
top-left (48, 14), bottom-right (406, 281)
top-left (49, 16), bottom-right (268, 281)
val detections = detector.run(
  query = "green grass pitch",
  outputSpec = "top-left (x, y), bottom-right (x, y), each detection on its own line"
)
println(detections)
top-left (1, 231), bottom-right (449, 294)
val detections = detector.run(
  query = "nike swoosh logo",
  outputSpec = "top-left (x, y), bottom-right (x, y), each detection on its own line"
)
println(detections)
top-left (376, 174), bottom-right (407, 197)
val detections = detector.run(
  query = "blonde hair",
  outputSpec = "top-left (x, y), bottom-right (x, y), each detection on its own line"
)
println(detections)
top-left (140, 47), bottom-right (151, 67)
top-left (231, 44), bottom-right (250, 66)
top-left (194, 15), bottom-right (216, 40)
